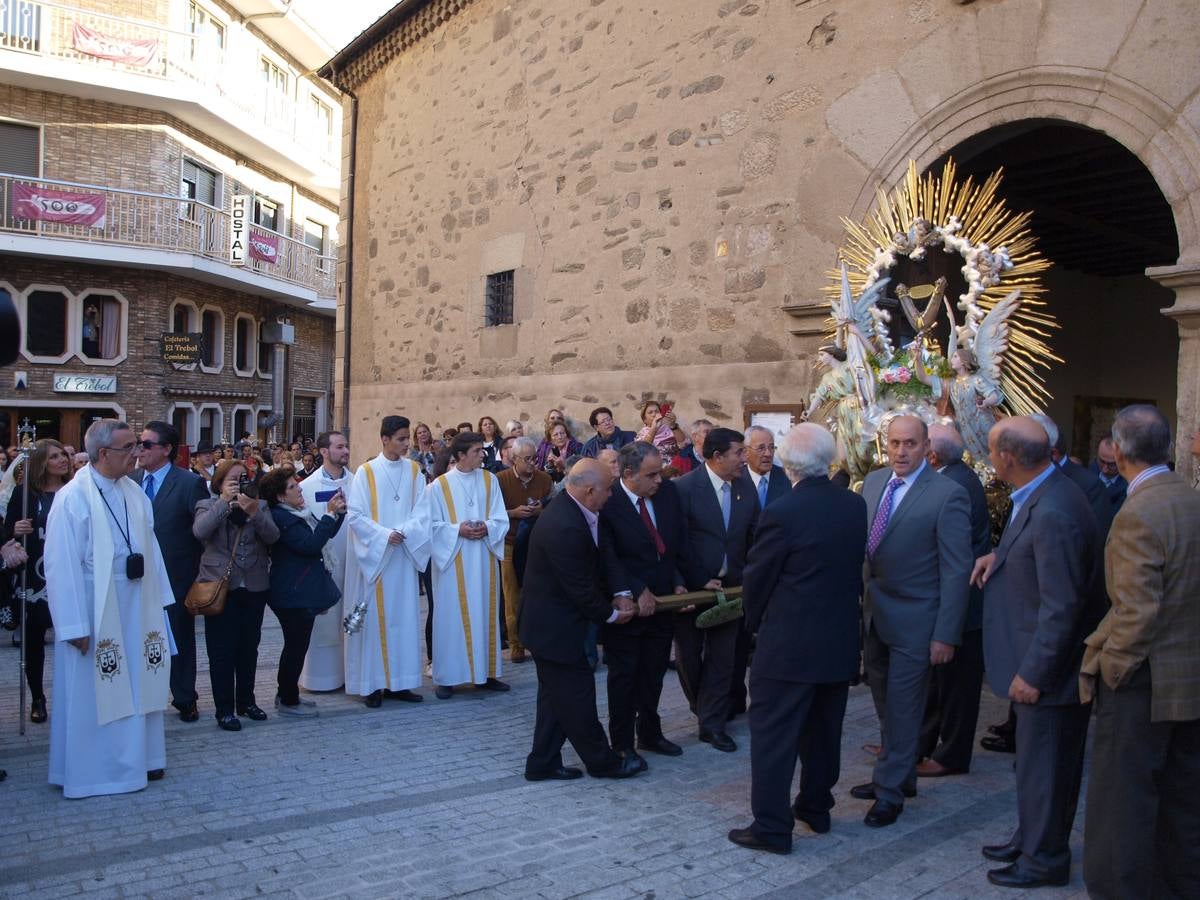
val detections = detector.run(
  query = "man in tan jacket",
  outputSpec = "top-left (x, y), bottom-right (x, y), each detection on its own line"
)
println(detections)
top-left (1081, 405), bottom-right (1200, 900)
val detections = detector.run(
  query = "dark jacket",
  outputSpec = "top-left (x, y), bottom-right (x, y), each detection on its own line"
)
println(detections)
top-left (743, 476), bottom-right (868, 683)
top-left (267, 506), bottom-right (344, 614)
top-left (1060, 458), bottom-right (1114, 539)
top-left (938, 459), bottom-right (992, 632)
top-left (674, 464), bottom-right (758, 589)
top-left (581, 429), bottom-right (637, 459)
top-left (519, 492), bottom-right (614, 663)
top-left (599, 478), bottom-right (687, 599)
top-left (748, 463), bottom-right (791, 509)
top-left (133, 465), bottom-right (209, 603)
top-left (983, 468), bottom-right (1106, 706)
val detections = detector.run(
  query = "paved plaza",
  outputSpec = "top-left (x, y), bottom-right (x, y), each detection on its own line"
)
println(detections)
top-left (1, 607), bottom-right (1090, 899)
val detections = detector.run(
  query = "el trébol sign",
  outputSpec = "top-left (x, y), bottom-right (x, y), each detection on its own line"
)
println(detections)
top-left (53, 373), bottom-right (117, 394)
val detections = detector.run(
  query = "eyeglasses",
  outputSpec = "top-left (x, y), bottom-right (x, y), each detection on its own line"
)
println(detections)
top-left (515, 454), bottom-right (537, 463)
top-left (137, 440), bottom-right (169, 450)
top-left (749, 444), bottom-right (777, 453)
top-left (104, 442), bottom-right (137, 454)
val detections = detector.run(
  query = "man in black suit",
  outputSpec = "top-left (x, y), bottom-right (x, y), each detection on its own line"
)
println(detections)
top-left (1089, 436), bottom-right (1128, 514)
top-left (133, 421), bottom-right (210, 722)
top-left (674, 427), bottom-right (759, 752)
top-left (974, 417), bottom-right (1105, 889)
top-left (519, 459), bottom-right (642, 781)
top-left (600, 441), bottom-right (690, 768)
top-left (1033, 414), bottom-right (1114, 539)
top-left (728, 424), bottom-right (867, 854)
top-left (917, 424), bottom-right (991, 777)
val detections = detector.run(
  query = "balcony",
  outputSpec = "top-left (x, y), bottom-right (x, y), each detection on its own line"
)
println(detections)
top-left (0, 172), bottom-right (336, 310)
top-left (0, 1), bottom-right (340, 195)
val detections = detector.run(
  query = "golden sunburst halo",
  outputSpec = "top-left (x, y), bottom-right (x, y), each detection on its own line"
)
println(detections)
top-left (824, 159), bottom-right (1060, 416)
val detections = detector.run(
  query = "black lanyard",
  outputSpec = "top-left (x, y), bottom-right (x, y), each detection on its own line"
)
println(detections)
top-left (97, 485), bottom-right (134, 555)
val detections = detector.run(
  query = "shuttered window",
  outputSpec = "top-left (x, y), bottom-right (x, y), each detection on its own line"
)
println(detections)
top-left (0, 120), bottom-right (39, 177)
top-left (180, 158), bottom-right (217, 207)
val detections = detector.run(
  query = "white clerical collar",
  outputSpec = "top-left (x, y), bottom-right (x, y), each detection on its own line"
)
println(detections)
top-left (378, 453), bottom-right (406, 467)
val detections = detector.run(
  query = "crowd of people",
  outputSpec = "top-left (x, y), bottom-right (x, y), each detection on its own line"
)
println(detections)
top-left (1, 402), bottom-right (1197, 899)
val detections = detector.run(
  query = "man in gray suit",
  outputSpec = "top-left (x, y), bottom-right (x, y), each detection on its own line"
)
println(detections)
top-left (974, 417), bottom-right (1105, 888)
top-left (853, 415), bottom-right (972, 827)
top-left (133, 421), bottom-right (210, 722)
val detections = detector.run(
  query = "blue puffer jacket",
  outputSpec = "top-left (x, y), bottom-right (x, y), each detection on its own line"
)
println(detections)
top-left (267, 505), bottom-right (344, 614)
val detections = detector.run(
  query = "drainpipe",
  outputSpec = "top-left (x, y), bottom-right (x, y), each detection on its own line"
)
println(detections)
top-left (336, 72), bottom-right (358, 436)
top-left (272, 342), bottom-right (287, 442)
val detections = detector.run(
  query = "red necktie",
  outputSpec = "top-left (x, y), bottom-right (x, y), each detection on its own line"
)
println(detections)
top-left (637, 497), bottom-right (666, 556)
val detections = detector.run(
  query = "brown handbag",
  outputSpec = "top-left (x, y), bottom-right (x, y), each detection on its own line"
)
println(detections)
top-left (185, 525), bottom-right (246, 617)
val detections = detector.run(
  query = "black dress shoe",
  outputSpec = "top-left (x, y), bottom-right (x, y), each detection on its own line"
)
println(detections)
top-left (699, 729), bottom-right (737, 752)
top-left (217, 714), bottom-right (242, 732)
top-left (791, 799), bottom-right (831, 834)
top-left (237, 704), bottom-right (267, 721)
top-left (385, 689), bottom-right (424, 703)
top-left (178, 703), bottom-right (199, 723)
top-left (982, 842), bottom-right (1021, 863)
top-left (30, 696), bottom-right (47, 724)
top-left (482, 677), bottom-right (510, 692)
top-left (435, 685), bottom-right (453, 699)
top-left (850, 782), bottom-right (916, 800)
top-left (617, 751), bottom-right (649, 773)
top-left (727, 827), bottom-right (790, 854)
top-left (864, 799), bottom-right (903, 828)
top-left (980, 734), bottom-right (1016, 754)
top-left (147, 769), bottom-right (165, 782)
top-left (986, 863), bottom-right (1068, 888)
top-left (637, 736), bottom-right (683, 757)
top-left (525, 766), bottom-right (583, 782)
top-left (591, 755), bottom-right (644, 779)
top-left (364, 690), bottom-right (383, 708)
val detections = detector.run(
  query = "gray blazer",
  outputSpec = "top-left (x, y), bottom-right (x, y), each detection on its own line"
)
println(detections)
top-left (863, 463), bottom-right (972, 651)
top-left (982, 468), bottom-right (1105, 706)
top-left (132, 465), bottom-right (209, 603)
top-left (192, 497), bottom-right (280, 593)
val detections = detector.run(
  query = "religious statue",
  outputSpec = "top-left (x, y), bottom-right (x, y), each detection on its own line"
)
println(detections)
top-left (804, 344), bottom-right (874, 483)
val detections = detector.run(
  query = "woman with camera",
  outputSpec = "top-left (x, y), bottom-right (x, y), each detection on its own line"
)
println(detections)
top-left (4, 439), bottom-right (72, 723)
top-left (193, 459), bottom-right (280, 731)
top-left (258, 465), bottom-right (345, 718)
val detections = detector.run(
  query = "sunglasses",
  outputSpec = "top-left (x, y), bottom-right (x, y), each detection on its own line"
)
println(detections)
top-left (137, 440), bottom-right (169, 450)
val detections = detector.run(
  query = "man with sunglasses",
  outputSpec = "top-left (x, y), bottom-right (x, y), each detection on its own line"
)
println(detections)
top-left (132, 422), bottom-right (209, 723)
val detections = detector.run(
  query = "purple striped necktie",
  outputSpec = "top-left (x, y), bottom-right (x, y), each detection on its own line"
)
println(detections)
top-left (867, 477), bottom-right (904, 558)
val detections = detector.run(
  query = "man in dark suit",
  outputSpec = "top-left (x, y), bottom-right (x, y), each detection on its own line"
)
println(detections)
top-left (974, 417), bottom-right (1105, 889)
top-left (1089, 435), bottom-right (1128, 514)
top-left (133, 421), bottom-right (210, 722)
top-left (728, 424), bottom-right (867, 854)
top-left (519, 459), bottom-right (642, 781)
top-left (600, 441), bottom-right (690, 768)
top-left (1033, 414), bottom-right (1114, 539)
top-left (674, 427), bottom-right (759, 752)
top-left (917, 424), bottom-right (991, 777)
top-left (855, 415), bottom-right (972, 827)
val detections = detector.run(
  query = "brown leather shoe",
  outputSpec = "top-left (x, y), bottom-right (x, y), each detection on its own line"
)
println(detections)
top-left (510, 649), bottom-right (528, 664)
top-left (916, 759), bottom-right (967, 778)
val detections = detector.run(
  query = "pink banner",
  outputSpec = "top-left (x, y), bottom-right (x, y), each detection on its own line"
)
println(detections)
top-left (249, 229), bottom-right (280, 265)
top-left (13, 183), bottom-right (107, 229)
top-left (71, 23), bottom-right (159, 67)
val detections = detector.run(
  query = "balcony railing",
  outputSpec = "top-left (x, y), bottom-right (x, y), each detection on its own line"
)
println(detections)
top-left (0, 0), bottom-right (338, 168)
top-left (1, 173), bottom-right (336, 300)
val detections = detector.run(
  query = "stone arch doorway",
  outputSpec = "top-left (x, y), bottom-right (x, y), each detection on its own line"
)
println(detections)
top-left (927, 120), bottom-right (1180, 460)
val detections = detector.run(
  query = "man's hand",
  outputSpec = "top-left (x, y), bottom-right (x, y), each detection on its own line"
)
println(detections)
top-left (508, 505), bottom-right (531, 520)
top-left (636, 588), bottom-right (656, 618)
top-left (69, 636), bottom-right (89, 654)
top-left (387, 530), bottom-right (406, 545)
top-left (613, 604), bottom-right (636, 625)
top-left (703, 578), bottom-right (723, 591)
top-left (673, 585), bottom-right (688, 595)
top-left (1, 539), bottom-right (27, 569)
top-left (12, 518), bottom-right (33, 537)
top-left (930, 640), bottom-right (956, 666)
top-left (458, 522), bottom-right (488, 539)
top-left (971, 552), bottom-right (996, 588)
top-left (1008, 674), bottom-right (1041, 705)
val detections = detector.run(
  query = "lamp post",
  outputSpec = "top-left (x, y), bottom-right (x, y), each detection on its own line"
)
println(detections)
top-left (15, 417), bottom-right (35, 736)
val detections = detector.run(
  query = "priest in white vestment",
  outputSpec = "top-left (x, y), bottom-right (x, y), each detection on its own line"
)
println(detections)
top-left (45, 420), bottom-right (175, 799)
top-left (299, 430), bottom-right (354, 692)
top-left (344, 416), bottom-right (432, 706)
top-left (428, 432), bottom-right (510, 698)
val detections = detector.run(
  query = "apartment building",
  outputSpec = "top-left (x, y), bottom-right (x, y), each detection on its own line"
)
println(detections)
top-left (0, 0), bottom-right (342, 450)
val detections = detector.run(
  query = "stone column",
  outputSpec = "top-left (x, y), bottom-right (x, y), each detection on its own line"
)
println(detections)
top-left (1150, 263), bottom-right (1200, 475)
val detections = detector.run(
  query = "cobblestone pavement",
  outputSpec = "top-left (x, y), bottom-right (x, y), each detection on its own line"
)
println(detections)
top-left (1, 605), bottom-right (1090, 899)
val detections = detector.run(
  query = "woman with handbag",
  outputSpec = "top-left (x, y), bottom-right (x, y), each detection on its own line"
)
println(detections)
top-left (258, 465), bottom-right (345, 718)
top-left (192, 459), bottom-right (280, 731)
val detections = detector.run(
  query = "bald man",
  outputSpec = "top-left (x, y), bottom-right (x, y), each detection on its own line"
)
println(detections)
top-left (974, 417), bottom-right (1105, 888)
top-left (519, 459), bottom-right (642, 781)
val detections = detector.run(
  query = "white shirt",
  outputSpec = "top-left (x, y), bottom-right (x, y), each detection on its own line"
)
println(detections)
top-left (704, 462), bottom-right (731, 577)
top-left (621, 479), bottom-right (655, 527)
top-left (1127, 464), bottom-right (1170, 496)
top-left (886, 459), bottom-right (927, 512)
top-left (568, 492), bottom-right (619, 623)
top-left (747, 467), bottom-right (771, 492)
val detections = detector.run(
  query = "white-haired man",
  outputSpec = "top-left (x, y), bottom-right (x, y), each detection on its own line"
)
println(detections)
top-left (729, 424), bottom-right (868, 853)
top-left (45, 419), bottom-right (176, 798)
top-left (497, 435), bottom-right (553, 663)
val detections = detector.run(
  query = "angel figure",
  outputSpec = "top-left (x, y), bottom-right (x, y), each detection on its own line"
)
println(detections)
top-left (804, 344), bottom-right (874, 482)
top-left (912, 290), bottom-right (1022, 466)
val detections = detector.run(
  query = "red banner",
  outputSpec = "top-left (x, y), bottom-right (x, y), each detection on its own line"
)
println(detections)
top-left (13, 183), bottom-right (107, 229)
top-left (71, 23), bottom-right (159, 67)
top-left (248, 229), bottom-right (280, 265)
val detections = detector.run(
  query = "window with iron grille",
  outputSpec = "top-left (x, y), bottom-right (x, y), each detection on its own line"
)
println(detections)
top-left (484, 270), bottom-right (515, 327)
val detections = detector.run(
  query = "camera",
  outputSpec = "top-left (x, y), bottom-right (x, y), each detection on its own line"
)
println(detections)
top-left (237, 472), bottom-right (257, 498)
top-left (125, 553), bottom-right (144, 580)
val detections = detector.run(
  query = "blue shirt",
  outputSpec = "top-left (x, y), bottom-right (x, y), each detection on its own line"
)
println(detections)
top-left (1008, 464), bottom-right (1056, 523)
top-left (140, 463), bottom-right (170, 499)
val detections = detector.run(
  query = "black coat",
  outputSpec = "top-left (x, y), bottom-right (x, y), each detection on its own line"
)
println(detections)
top-left (519, 492), bottom-right (614, 663)
top-left (938, 459), bottom-right (992, 632)
top-left (742, 476), bottom-right (867, 683)
top-left (599, 478), bottom-right (687, 599)
top-left (674, 464), bottom-right (758, 589)
top-left (267, 506), bottom-right (344, 614)
top-left (1060, 458), bottom-right (1114, 539)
